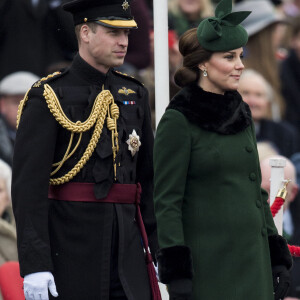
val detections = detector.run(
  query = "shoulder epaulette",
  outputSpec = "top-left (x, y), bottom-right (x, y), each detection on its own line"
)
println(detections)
top-left (32, 71), bottom-right (63, 88)
top-left (112, 70), bottom-right (144, 86)
top-left (17, 71), bottom-right (63, 129)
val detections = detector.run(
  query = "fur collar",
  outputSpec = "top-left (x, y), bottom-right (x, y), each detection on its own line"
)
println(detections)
top-left (167, 83), bottom-right (252, 134)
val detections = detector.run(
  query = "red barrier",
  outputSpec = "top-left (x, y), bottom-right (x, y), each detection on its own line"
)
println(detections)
top-left (270, 183), bottom-right (300, 257)
top-left (0, 261), bottom-right (24, 300)
top-left (271, 196), bottom-right (285, 217)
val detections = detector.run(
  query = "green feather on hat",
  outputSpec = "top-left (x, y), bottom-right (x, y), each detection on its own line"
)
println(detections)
top-left (197, 0), bottom-right (251, 51)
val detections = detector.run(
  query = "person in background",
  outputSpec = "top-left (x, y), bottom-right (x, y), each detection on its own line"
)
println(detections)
top-left (139, 29), bottom-right (182, 131)
top-left (0, 159), bottom-right (17, 265)
top-left (260, 155), bottom-right (300, 300)
top-left (288, 152), bottom-right (300, 299)
top-left (0, 0), bottom-right (75, 80)
top-left (168, 0), bottom-right (213, 37)
top-left (0, 159), bottom-right (18, 300)
top-left (12, 0), bottom-right (158, 299)
top-left (120, 0), bottom-right (152, 74)
top-left (280, 16), bottom-right (300, 133)
top-left (233, 0), bottom-right (288, 119)
top-left (153, 0), bottom-right (292, 299)
top-left (0, 71), bottom-right (39, 165)
top-left (283, 0), bottom-right (300, 17)
top-left (238, 69), bottom-right (299, 158)
top-left (257, 141), bottom-right (280, 162)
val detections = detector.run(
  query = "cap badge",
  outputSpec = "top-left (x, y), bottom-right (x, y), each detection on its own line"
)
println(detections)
top-left (126, 130), bottom-right (141, 157)
top-left (122, 0), bottom-right (130, 11)
top-left (118, 87), bottom-right (136, 95)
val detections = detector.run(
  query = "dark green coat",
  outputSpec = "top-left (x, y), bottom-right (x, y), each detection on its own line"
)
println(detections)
top-left (154, 84), bottom-right (278, 299)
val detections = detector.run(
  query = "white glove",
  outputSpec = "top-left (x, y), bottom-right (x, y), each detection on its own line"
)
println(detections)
top-left (153, 263), bottom-right (159, 281)
top-left (23, 271), bottom-right (58, 300)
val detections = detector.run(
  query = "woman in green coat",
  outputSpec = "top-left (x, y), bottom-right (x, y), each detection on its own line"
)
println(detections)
top-left (153, 0), bottom-right (292, 299)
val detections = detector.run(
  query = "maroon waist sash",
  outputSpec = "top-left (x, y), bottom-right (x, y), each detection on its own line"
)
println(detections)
top-left (48, 182), bottom-right (137, 204)
top-left (48, 182), bottom-right (161, 300)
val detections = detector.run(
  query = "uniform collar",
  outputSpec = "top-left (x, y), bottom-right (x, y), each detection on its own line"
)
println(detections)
top-left (71, 53), bottom-right (109, 86)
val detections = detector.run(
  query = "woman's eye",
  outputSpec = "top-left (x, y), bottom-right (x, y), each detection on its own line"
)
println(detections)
top-left (225, 55), bottom-right (233, 59)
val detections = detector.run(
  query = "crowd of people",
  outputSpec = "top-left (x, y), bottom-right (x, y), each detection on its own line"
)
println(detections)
top-left (0, 0), bottom-right (300, 299)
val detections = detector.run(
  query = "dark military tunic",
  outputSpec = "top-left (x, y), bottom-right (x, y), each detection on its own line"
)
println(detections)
top-left (12, 54), bottom-right (157, 300)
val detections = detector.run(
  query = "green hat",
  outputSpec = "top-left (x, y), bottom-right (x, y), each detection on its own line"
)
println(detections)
top-left (197, 0), bottom-right (251, 51)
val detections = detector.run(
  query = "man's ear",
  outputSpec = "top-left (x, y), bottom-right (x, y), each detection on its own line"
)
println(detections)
top-left (80, 24), bottom-right (90, 43)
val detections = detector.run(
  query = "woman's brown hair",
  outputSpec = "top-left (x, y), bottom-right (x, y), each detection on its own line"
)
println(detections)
top-left (174, 28), bottom-right (212, 87)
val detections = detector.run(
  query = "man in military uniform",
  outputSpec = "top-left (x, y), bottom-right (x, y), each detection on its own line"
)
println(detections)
top-left (12, 0), bottom-right (158, 299)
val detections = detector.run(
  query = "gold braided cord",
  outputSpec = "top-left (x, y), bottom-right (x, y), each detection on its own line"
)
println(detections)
top-left (110, 103), bottom-right (120, 152)
top-left (43, 84), bottom-right (112, 133)
top-left (16, 89), bottom-right (30, 129)
top-left (15, 75), bottom-right (120, 185)
top-left (106, 117), bottom-right (115, 130)
top-left (49, 90), bottom-right (114, 185)
top-left (52, 132), bottom-right (82, 167)
top-left (107, 106), bottom-right (118, 180)
top-left (51, 132), bottom-right (75, 176)
top-left (16, 72), bottom-right (61, 129)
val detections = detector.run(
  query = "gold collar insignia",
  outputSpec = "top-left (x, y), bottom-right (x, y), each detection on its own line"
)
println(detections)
top-left (122, 0), bottom-right (130, 11)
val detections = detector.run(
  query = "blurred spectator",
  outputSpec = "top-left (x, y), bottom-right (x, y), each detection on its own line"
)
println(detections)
top-left (233, 0), bottom-right (288, 118)
top-left (239, 69), bottom-right (299, 158)
top-left (260, 154), bottom-right (300, 300)
top-left (289, 152), bottom-right (300, 298)
top-left (139, 29), bottom-right (182, 130)
top-left (0, 71), bottom-right (39, 165)
top-left (0, 0), bottom-right (76, 80)
top-left (257, 141), bottom-right (279, 161)
top-left (0, 120), bottom-right (13, 167)
top-left (280, 16), bottom-right (300, 133)
top-left (283, 0), bottom-right (300, 17)
top-left (116, 0), bottom-right (152, 75)
top-left (145, 0), bottom-right (153, 14)
top-left (168, 0), bottom-right (214, 37)
top-left (0, 159), bottom-right (17, 300)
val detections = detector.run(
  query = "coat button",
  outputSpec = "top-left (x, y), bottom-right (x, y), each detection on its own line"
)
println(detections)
top-left (256, 200), bottom-right (262, 208)
top-left (246, 146), bottom-right (253, 153)
top-left (249, 172), bottom-right (256, 181)
top-left (261, 228), bottom-right (267, 237)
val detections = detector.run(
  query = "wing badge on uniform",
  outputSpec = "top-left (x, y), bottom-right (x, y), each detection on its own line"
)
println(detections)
top-left (126, 130), bottom-right (141, 157)
top-left (118, 86), bottom-right (136, 96)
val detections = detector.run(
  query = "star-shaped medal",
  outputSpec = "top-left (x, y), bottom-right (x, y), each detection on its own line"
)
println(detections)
top-left (126, 130), bottom-right (141, 157)
top-left (122, 0), bottom-right (130, 11)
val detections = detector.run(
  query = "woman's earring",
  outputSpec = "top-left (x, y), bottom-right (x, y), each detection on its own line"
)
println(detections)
top-left (203, 70), bottom-right (208, 77)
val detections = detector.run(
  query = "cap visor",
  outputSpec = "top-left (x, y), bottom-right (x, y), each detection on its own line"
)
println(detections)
top-left (96, 19), bottom-right (138, 29)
